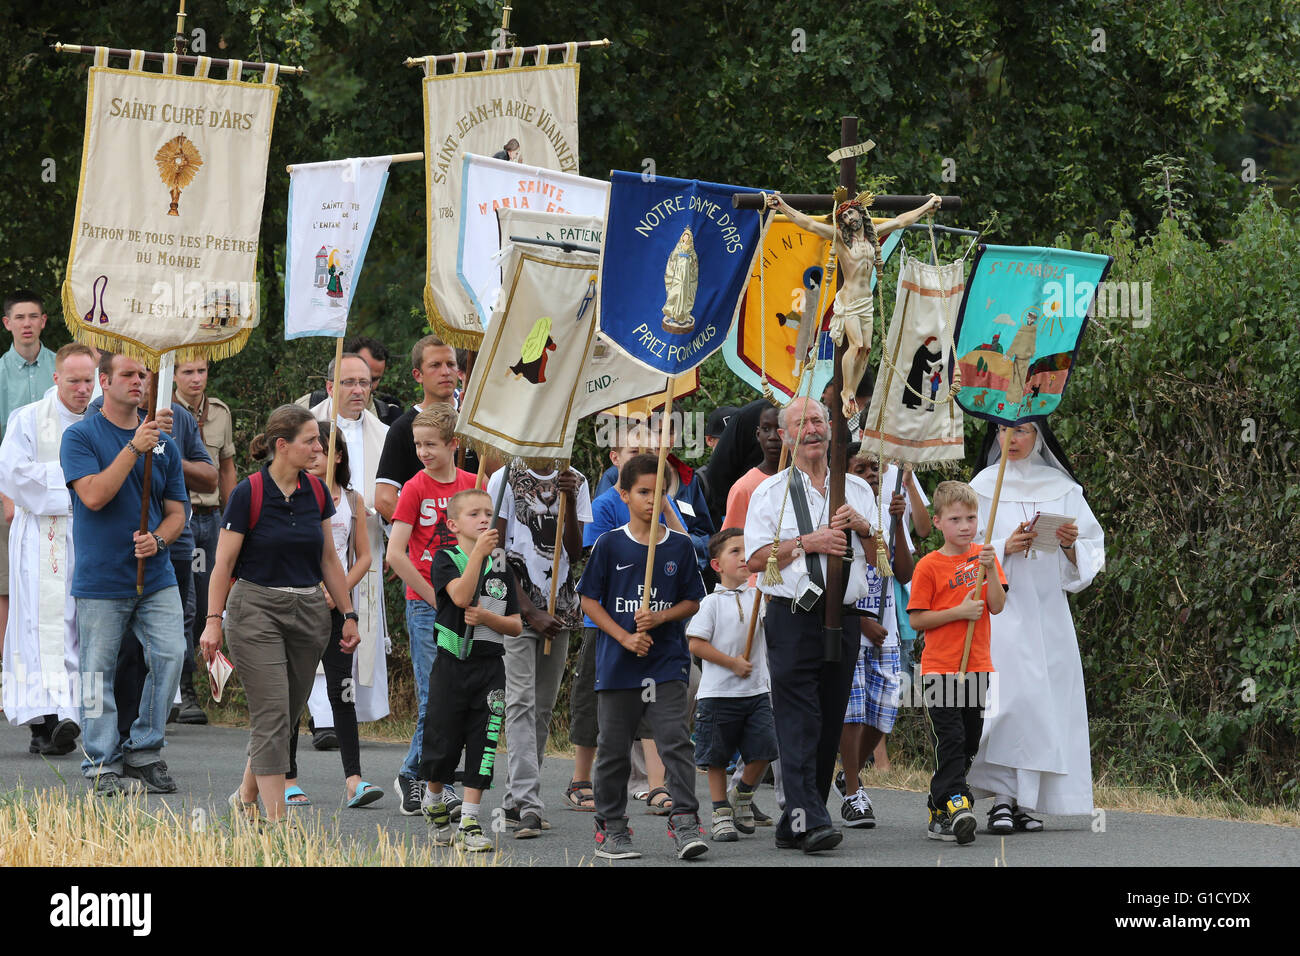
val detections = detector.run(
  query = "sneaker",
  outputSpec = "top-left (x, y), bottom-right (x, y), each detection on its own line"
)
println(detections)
top-left (442, 784), bottom-right (463, 822)
top-left (515, 812), bottom-right (543, 839)
top-left (668, 814), bottom-right (709, 860)
top-left (49, 718), bottom-right (81, 751)
top-left (750, 799), bottom-right (774, 827)
top-left (594, 818), bottom-right (640, 860)
top-left (926, 806), bottom-right (956, 842)
top-left (395, 774), bottom-right (425, 816)
top-left (422, 790), bottom-right (453, 845)
top-left (456, 819), bottom-right (494, 853)
top-left (94, 772), bottom-right (145, 796)
top-left (945, 794), bottom-right (977, 845)
top-left (841, 790), bottom-right (877, 829)
top-left (832, 768), bottom-right (847, 801)
top-left (726, 784), bottom-right (756, 834)
top-left (123, 761), bottom-right (178, 793)
top-left (311, 726), bottom-right (339, 751)
top-left (503, 806), bottom-right (551, 831)
top-left (711, 806), bottom-right (739, 842)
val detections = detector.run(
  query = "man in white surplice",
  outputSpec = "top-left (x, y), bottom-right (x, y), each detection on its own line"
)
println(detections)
top-left (966, 421), bottom-right (1105, 832)
top-left (308, 352), bottom-right (390, 734)
top-left (0, 343), bottom-right (98, 755)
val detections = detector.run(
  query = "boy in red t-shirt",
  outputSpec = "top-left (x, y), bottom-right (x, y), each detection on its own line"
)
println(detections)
top-left (908, 480), bottom-right (1006, 845)
top-left (386, 404), bottom-right (477, 814)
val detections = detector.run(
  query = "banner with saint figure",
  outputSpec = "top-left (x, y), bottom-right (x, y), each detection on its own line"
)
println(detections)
top-left (952, 244), bottom-right (1113, 425)
top-left (598, 171), bottom-right (767, 376)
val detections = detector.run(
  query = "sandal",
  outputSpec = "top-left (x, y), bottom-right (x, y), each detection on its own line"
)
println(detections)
top-left (346, 781), bottom-right (384, 808)
top-left (1012, 804), bottom-right (1043, 832)
top-left (228, 789), bottom-right (259, 821)
top-left (284, 784), bottom-right (311, 806)
top-left (645, 787), bottom-right (673, 815)
top-left (564, 779), bottom-right (596, 812)
top-left (986, 802), bottom-right (1014, 835)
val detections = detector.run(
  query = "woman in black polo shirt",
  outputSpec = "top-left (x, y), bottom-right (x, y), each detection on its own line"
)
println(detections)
top-left (199, 405), bottom-right (360, 824)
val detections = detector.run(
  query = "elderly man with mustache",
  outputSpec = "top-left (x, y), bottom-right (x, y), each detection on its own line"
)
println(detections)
top-left (742, 396), bottom-right (880, 854)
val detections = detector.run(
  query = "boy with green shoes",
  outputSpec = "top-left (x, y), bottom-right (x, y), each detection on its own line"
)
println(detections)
top-left (417, 489), bottom-right (522, 853)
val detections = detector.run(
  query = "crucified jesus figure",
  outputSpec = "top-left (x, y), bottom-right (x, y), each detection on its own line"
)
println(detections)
top-left (768, 191), bottom-right (941, 419)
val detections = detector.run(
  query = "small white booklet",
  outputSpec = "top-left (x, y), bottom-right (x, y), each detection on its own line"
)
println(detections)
top-left (1026, 512), bottom-right (1077, 553)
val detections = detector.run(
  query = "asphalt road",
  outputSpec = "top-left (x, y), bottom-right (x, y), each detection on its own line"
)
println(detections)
top-left (2, 720), bottom-right (1297, 866)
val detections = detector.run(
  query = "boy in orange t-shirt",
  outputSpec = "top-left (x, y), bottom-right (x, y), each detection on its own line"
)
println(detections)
top-left (908, 480), bottom-right (1006, 845)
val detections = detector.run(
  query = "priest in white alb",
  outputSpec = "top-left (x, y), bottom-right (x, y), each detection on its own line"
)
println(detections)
top-left (308, 351), bottom-right (390, 732)
top-left (0, 343), bottom-right (99, 756)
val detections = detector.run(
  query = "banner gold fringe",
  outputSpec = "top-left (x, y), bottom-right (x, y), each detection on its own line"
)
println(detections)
top-left (423, 284), bottom-right (483, 351)
top-left (454, 433), bottom-right (557, 473)
top-left (62, 279), bottom-right (255, 372)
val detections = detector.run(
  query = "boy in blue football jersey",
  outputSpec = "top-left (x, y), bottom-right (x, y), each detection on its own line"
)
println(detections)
top-left (578, 453), bottom-right (708, 861)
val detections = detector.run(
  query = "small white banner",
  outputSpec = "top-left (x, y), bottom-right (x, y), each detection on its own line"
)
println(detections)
top-left (284, 156), bottom-right (391, 339)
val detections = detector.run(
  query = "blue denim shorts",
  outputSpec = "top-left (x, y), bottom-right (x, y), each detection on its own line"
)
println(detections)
top-left (693, 694), bottom-right (779, 769)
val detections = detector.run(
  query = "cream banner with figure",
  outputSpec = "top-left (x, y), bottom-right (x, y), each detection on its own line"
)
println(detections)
top-left (456, 244), bottom-right (601, 465)
top-left (421, 48), bottom-right (579, 348)
top-left (62, 50), bottom-right (279, 366)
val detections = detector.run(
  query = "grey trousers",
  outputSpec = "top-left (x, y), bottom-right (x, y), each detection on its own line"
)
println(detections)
top-left (594, 680), bottom-right (698, 825)
top-left (503, 624), bottom-right (571, 815)
top-left (225, 580), bottom-right (330, 775)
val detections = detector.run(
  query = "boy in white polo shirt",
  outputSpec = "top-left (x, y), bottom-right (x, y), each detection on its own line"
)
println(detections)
top-left (687, 528), bottom-right (778, 842)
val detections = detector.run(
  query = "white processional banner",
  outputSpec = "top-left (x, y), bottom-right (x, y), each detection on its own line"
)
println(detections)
top-left (284, 157), bottom-right (391, 339)
top-left (420, 51), bottom-right (579, 348)
top-left (457, 152), bottom-right (608, 324)
top-left (63, 49), bottom-right (279, 365)
top-left (456, 243), bottom-right (600, 464)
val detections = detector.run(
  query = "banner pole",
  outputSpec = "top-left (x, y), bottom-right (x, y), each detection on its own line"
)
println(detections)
top-left (743, 441), bottom-right (790, 661)
top-left (324, 337), bottom-right (344, 489)
top-left (135, 369), bottom-right (160, 595)
top-left (457, 349), bottom-right (475, 470)
top-left (544, 462), bottom-right (568, 657)
top-left (957, 426), bottom-right (1009, 678)
top-left (638, 390), bottom-right (675, 657)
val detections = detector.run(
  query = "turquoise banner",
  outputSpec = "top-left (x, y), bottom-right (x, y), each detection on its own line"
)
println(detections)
top-left (952, 244), bottom-right (1112, 424)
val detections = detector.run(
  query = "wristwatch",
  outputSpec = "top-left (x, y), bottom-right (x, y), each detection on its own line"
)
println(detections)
top-left (152, 533), bottom-right (166, 553)
top-left (343, 611), bottom-right (360, 623)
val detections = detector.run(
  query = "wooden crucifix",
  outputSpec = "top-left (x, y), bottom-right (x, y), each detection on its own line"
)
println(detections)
top-left (732, 117), bottom-right (961, 661)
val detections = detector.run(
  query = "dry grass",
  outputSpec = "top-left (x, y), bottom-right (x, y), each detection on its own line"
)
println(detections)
top-left (0, 787), bottom-right (494, 867)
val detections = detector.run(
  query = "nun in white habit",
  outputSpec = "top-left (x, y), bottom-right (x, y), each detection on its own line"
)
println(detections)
top-left (965, 420), bottom-right (1105, 832)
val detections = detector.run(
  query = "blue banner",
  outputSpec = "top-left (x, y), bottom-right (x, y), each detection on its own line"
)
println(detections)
top-left (598, 171), bottom-right (766, 375)
top-left (952, 244), bottom-right (1112, 425)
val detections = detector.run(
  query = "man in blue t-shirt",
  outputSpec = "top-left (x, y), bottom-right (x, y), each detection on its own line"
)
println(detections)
top-left (577, 453), bottom-right (707, 861)
top-left (60, 353), bottom-right (189, 795)
top-left (88, 392), bottom-right (216, 732)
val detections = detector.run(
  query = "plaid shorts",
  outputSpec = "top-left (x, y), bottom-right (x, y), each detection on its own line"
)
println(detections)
top-left (844, 646), bottom-right (901, 733)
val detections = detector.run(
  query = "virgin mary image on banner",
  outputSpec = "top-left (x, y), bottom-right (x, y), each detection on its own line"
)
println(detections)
top-left (662, 227), bottom-right (699, 334)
